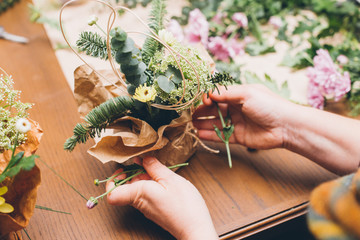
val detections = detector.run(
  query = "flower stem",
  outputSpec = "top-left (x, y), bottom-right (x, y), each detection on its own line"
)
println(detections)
top-left (93, 163), bottom-right (189, 201)
top-left (38, 158), bottom-right (87, 201)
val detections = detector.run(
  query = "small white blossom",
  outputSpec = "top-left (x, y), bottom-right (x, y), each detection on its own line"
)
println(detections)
top-left (88, 15), bottom-right (98, 26)
top-left (15, 118), bottom-right (31, 133)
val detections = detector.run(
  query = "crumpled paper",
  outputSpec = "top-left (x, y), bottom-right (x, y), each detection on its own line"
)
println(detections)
top-left (73, 65), bottom-right (197, 167)
top-left (0, 119), bottom-right (43, 238)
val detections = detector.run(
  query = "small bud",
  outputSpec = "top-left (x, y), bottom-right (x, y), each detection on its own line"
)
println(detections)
top-left (94, 179), bottom-right (99, 186)
top-left (88, 15), bottom-right (98, 26)
top-left (86, 197), bottom-right (98, 209)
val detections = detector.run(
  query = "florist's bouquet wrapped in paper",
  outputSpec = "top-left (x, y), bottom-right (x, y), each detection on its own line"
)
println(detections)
top-left (61, 0), bottom-right (235, 207)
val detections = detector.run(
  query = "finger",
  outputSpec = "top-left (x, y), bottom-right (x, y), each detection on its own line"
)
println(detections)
top-left (209, 85), bottom-right (248, 104)
top-left (193, 103), bottom-right (228, 119)
top-left (109, 168), bottom-right (127, 182)
top-left (106, 180), bottom-right (144, 206)
top-left (142, 156), bottom-right (176, 184)
top-left (197, 129), bottom-right (237, 143)
top-left (202, 93), bottom-right (214, 106)
top-left (193, 118), bottom-right (223, 131)
top-left (129, 173), bottom-right (151, 183)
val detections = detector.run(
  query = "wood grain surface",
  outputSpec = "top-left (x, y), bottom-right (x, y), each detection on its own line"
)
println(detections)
top-left (0, 1), bottom-right (337, 239)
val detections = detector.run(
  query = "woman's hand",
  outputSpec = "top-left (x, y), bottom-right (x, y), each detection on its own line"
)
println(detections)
top-left (106, 157), bottom-right (218, 240)
top-left (193, 84), bottom-right (295, 150)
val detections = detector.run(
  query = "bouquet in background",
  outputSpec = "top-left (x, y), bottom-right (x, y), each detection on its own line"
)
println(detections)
top-left (61, 0), bottom-right (235, 207)
top-left (0, 69), bottom-right (43, 238)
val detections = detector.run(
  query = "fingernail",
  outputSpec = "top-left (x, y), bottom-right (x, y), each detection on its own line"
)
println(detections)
top-left (144, 156), bottom-right (156, 165)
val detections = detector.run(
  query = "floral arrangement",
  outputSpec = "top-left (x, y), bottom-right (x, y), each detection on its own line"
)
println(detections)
top-left (61, 0), bottom-right (235, 208)
top-left (170, 0), bottom-right (360, 115)
top-left (0, 69), bottom-right (43, 237)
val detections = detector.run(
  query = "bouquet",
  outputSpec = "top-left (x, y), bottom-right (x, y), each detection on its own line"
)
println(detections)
top-left (0, 68), bottom-right (43, 238)
top-left (61, 0), bottom-right (235, 208)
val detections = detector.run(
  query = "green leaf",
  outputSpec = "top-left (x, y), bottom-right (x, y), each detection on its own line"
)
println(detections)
top-left (157, 75), bottom-right (175, 93)
top-left (165, 66), bottom-right (183, 84)
top-left (213, 125), bottom-right (224, 142)
top-left (245, 41), bottom-right (275, 56)
top-left (244, 71), bottom-right (290, 99)
top-left (223, 125), bottom-right (234, 140)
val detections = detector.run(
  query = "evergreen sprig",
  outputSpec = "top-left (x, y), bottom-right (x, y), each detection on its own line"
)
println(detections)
top-left (64, 96), bottom-right (135, 151)
top-left (0, 0), bottom-right (20, 14)
top-left (141, 0), bottom-right (167, 63)
top-left (76, 31), bottom-right (110, 60)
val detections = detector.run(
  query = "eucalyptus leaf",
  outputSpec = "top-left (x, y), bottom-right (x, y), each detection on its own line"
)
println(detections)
top-left (165, 66), bottom-right (183, 84)
top-left (157, 75), bottom-right (175, 93)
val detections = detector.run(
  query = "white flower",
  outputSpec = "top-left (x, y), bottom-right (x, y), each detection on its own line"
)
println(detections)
top-left (269, 16), bottom-right (283, 29)
top-left (158, 29), bottom-right (177, 46)
top-left (15, 118), bottom-right (31, 133)
top-left (88, 15), bottom-right (98, 26)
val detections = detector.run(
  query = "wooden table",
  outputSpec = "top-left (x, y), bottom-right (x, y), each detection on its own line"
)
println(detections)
top-left (0, 1), bottom-right (336, 239)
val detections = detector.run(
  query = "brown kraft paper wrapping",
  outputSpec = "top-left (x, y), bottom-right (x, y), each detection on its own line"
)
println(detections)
top-left (0, 119), bottom-right (43, 238)
top-left (74, 65), bottom-right (197, 167)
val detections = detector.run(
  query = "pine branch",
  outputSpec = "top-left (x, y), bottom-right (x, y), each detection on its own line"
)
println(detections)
top-left (64, 96), bottom-right (135, 151)
top-left (76, 31), bottom-right (111, 60)
top-left (0, 0), bottom-right (20, 14)
top-left (141, 0), bottom-right (167, 63)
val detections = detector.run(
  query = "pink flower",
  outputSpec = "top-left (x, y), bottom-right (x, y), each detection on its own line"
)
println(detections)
top-left (336, 54), bottom-right (349, 65)
top-left (207, 37), bottom-right (244, 61)
top-left (185, 8), bottom-right (209, 46)
top-left (228, 38), bottom-right (245, 58)
top-left (307, 49), bottom-right (351, 108)
top-left (232, 12), bottom-right (248, 28)
top-left (207, 36), bottom-right (230, 61)
top-left (166, 19), bottom-right (184, 42)
top-left (269, 16), bottom-right (283, 29)
top-left (212, 13), bottom-right (225, 25)
top-left (307, 81), bottom-right (325, 110)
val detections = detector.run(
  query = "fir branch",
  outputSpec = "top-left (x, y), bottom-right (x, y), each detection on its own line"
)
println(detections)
top-left (142, 0), bottom-right (167, 63)
top-left (0, 0), bottom-right (20, 14)
top-left (76, 31), bottom-right (110, 60)
top-left (64, 96), bottom-right (135, 151)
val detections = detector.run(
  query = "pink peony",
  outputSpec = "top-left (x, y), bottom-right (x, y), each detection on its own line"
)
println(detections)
top-left (307, 49), bottom-right (351, 109)
top-left (336, 54), bottom-right (349, 65)
top-left (207, 36), bottom-right (230, 61)
top-left (228, 38), bottom-right (245, 58)
top-left (269, 16), bottom-right (283, 29)
top-left (166, 19), bottom-right (184, 42)
top-left (185, 8), bottom-right (209, 46)
top-left (212, 13), bottom-right (225, 25)
top-left (307, 81), bottom-right (325, 110)
top-left (231, 12), bottom-right (248, 28)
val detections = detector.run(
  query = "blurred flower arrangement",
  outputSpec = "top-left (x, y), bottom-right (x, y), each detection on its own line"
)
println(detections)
top-left (170, 0), bottom-right (360, 115)
top-left (0, 68), bottom-right (42, 237)
top-left (61, 0), bottom-right (235, 208)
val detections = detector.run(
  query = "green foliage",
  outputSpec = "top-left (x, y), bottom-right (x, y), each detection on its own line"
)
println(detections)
top-left (64, 96), bottom-right (136, 151)
top-left (245, 41), bottom-right (276, 56)
top-left (141, 0), bottom-right (167, 63)
top-left (244, 71), bottom-right (290, 99)
top-left (115, 0), bottom-right (152, 8)
top-left (76, 31), bottom-right (110, 60)
top-left (0, 152), bottom-right (38, 183)
top-left (28, 4), bottom-right (60, 30)
top-left (110, 27), bottom-right (147, 94)
top-left (0, 0), bottom-right (20, 15)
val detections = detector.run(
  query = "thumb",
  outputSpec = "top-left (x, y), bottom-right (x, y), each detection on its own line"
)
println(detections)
top-left (106, 180), bottom-right (145, 206)
top-left (142, 156), bottom-right (175, 183)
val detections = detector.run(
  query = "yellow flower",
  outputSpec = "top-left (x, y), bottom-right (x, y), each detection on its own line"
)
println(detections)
top-left (0, 186), bottom-right (14, 213)
top-left (133, 85), bottom-right (157, 103)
